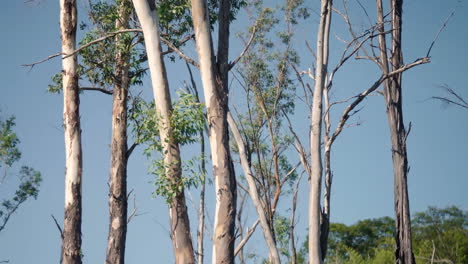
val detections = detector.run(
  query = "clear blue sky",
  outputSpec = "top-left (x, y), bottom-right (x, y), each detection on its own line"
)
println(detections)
top-left (1, 0), bottom-right (467, 263)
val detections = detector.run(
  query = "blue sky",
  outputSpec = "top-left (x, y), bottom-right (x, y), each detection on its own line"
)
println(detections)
top-left (1, 0), bottom-right (467, 263)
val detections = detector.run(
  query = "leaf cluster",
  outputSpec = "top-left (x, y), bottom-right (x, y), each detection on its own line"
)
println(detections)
top-left (129, 91), bottom-right (205, 202)
top-left (0, 114), bottom-right (42, 233)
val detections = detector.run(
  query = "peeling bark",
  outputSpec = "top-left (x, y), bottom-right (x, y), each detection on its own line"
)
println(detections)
top-left (106, 1), bottom-right (131, 263)
top-left (60, 0), bottom-right (83, 263)
top-left (376, 1), bottom-right (415, 263)
top-left (190, 0), bottom-right (237, 263)
top-left (131, 1), bottom-right (195, 263)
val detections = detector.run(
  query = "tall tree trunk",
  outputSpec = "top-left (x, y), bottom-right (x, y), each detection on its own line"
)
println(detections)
top-left (309, 1), bottom-right (332, 264)
top-left (227, 112), bottom-right (282, 264)
top-left (190, 0), bottom-right (237, 263)
top-left (106, 1), bottom-right (131, 263)
top-left (60, 0), bottom-right (83, 263)
top-left (131, 1), bottom-right (195, 263)
top-left (377, 0), bottom-right (415, 263)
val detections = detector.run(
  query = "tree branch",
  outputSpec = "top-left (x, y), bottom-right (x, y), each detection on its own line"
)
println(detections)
top-left (328, 57), bottom-right (430, 147)
top-left (79, 87), bottom-right (113, 95)
top-left (22, 29), bottom-right (143, 68)
top-left (234, 219), bottom-right (260, 256)
top-left (51, 214), bottom-right (64, 239)
top-left (160, 37), bottom-right (199, 68)
top-left (229, 25), bottom-right (257, 71)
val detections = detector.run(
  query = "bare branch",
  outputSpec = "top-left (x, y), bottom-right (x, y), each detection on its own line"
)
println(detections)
top-left (160, 37), bottom-right (199, 68)
top-left (79, 87), bottom-right (113, 95)
top-left (234, 219), bottom-right (260, 256)
top-left (51, 214), bottom-right (64, 239)
top-left (126, 142), bottom-right (138, 161)
top-left (426, 9), bottom-right (455, 57)
top-left (229, 25), bottom-right (257, 70)
top-left (22, 29), bottom-right (143, 68)
top-left (328, 57), bottom-right (430, 147)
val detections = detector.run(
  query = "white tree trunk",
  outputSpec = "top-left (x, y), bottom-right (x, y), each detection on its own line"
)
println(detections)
top-left (60, 0), bottom-right (83, 263)
top-left (227, 112), bottom-right (281, 264)
top-left (132, 1), bottom-right (195, 263)
top-left (190, 0), bottom-right (237, 263)
top-left (309, 0), bottom-right (332, 263)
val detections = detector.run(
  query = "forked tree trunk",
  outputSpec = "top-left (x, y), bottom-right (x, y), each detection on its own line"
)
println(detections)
top-left (131, 0), bottom-right (195, 263)
top-left (377, 1), bottom-right (415, 263)
top-left (227, 112), bottom-right (281, 264)
top-left (106, 1), bottom-right (131, 263)
top-left (190, 0), bottom-right (237, 263)
top-left (309, 0), bottom-right (332, 263)
top-left (60, 0), bottom-right (83, 263)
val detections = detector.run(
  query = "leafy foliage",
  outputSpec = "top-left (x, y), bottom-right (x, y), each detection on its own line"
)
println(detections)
top-left (129, 91), bottom-right (205, 202)
top-left (316, 206), bottom-right (468, 264)
top-left (0, 116), bottom-right (21, 167)
top-left (0, 115), bottom-right (41, 233)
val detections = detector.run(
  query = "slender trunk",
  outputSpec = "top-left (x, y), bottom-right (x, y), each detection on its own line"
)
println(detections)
top-left (186, 62), bottom-right (206, 264)
top-left (106, 1), bottom-right (130, 263)
top-left (132, 1), bottom-right (195, 263)
top-left (60, 0), bottom-right (82, 263)
top-left (320, 2), bottom-right (333, 259)
top-left (190, 0), bottom-right (237, 263)
top-left (196, 129), bottom-right (206, 264)
top-left (309, 1), bottom-right (332, 263)
top-left (228, 112), bottom-right (281, 264)
top-left (289, 174), bottom-right (302, 264)
top-left (377, 1), bottom-right (415, 263)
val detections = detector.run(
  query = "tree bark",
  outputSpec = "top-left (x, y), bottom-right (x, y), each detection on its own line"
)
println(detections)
top-left (227, 112), bottom-right (281, 264)
top-left (60, 0), bottom-right (83, 263)
top-left (190, 0), bottom-right (237, 263)
top-left (132, 1), bottom-right (195, 263)
top-left (376, 1), bottom-right (415, 263)
top-left (309, 1), bottom-right (332, 263)
top-left (106, 1), bottom-right (131, 263)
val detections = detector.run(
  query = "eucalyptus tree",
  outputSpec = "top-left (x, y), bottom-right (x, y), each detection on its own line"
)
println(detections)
top-left (190, 1), bottom-right (238, 262)
top-left (131, 0), bottom-right (201, 262)
top-left (227, 2), bottom-right (307, 262)
top-left (308, 1), bottom-right (332, 263)
top-left (105, 1), bottom-right (132, 263)
top-left (55, 1), bottom-right (144, 262)
top-left (60, 0), bottom-right (83, 263)
top-left (376, 0), bottom-right (415, 262)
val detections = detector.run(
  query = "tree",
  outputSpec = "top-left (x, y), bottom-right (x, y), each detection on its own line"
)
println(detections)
top-left (60, 0), bottom-right (83, 263)
top-left (131, 0), bottom-right (196, 262)
top-left (309, 1), bottom-right (332, 263)
top-left (321, 206), bottom-right (467, 264)
top-left (412, 206), bottom-right (468, 264)
top-left (376, 1), bottom-right (415, 262)
top-left (105, 1), bottom-right (133, 263)
top-left (0, 115), bottom-right (42, 234)
top-left (190, 0), bottom-right (237, 262)
top-left (226, 3), bottom-right (305, 262)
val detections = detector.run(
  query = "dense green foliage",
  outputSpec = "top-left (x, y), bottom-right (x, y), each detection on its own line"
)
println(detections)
top-left (299, 206), bottom-right (467, 264)
top-left (0, 114), bottom-right (41, 233)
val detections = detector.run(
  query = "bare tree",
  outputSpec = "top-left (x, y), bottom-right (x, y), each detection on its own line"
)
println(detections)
top-left (376, 0), bottom-right (415, 263)
top-left (60, 0), bottom-right (83, 263)
top-left (132, 0), bottom-right (195, 263)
